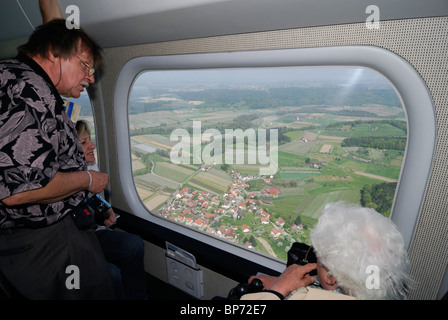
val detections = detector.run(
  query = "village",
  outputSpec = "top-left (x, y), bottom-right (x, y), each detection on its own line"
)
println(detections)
top-left (158, 167), bottom-right (307, 255)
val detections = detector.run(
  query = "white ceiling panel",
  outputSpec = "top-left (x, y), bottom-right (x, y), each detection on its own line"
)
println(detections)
top-left (0, 0), bottom-right (447, 59)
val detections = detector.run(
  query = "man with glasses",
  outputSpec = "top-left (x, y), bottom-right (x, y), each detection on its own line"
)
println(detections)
top-left (0, 18), bottom-right (114, 299)
top-left (76, 55), bottom-right (96, 76)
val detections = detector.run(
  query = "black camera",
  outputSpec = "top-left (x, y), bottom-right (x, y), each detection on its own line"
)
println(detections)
top-left (287, 242), bottom-right (318, 276)
top-left (86, 194), bottom-right (111, 225)
top-left (225, 243), bottom-right (318, 300)
top-left (227, 278), bottom-right (264, 300)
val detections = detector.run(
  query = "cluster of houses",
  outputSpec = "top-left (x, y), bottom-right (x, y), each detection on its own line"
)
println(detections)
top-left (158, 170), bottom-right (304, 249)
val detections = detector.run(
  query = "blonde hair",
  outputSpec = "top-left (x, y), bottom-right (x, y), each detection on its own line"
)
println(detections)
top-left (75, 119), bottom-right (91, 137)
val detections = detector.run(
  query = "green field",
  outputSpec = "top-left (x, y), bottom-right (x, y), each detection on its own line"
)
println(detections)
top-left (131, 109), bottom-right (406, 261)
top-left (317, 123), bottom-right (406, 138)
top-left (153, 162), bottom-right (194, 182)
top-left (189, 172), bottom-right (232, 194)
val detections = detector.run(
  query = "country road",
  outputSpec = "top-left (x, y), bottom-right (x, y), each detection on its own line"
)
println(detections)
top-left (352, 170), bottom-right (398, 183)
top-left (256, 236), bottom-right (277, 258)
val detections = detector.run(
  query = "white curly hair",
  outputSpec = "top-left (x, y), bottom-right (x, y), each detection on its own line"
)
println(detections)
top-left (310, 201), bottom-right (412, 299)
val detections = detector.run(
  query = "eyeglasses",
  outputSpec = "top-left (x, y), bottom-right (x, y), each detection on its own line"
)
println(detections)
top-left (75, 55), bottom-right (95, 76)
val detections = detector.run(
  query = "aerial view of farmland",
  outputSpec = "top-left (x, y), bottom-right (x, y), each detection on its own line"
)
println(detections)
top-left (127, 67), bottom-right (406, 261)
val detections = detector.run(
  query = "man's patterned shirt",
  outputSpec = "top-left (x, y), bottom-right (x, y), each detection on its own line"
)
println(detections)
top-left (0, 53), bottom-right (87, 228)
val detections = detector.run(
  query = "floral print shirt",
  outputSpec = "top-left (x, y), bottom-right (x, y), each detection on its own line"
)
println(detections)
top-left (0, 53), bottom-right (87, 228)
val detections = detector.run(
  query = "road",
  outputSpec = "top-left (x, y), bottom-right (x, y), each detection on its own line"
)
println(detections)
top-left (256, 236), bottom-right (277, 258)
top-left (352, 170), bottom-right (398, 183)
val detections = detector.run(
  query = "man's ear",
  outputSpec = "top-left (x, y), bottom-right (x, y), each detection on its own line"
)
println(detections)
top-left (46, 48), bottom-right (57, 63)
top-left (322, 271), bottom-right (338, 290)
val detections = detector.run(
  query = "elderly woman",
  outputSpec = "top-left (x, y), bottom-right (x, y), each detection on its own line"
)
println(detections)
top-left (243, 201), bottom-right (411, 300)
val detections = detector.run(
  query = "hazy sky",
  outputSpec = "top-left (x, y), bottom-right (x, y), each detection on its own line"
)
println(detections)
top-left (134, 67), bottom-right (392, 89)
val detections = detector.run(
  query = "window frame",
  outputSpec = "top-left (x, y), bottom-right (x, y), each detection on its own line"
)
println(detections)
top-left (114, 46), bottom-right (436, 272)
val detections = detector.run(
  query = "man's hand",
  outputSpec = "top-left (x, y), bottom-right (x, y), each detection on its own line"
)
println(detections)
top-left (249, 263), bottom-right (317, 297)
top-left (269, 264), bottom-right (317, 296)
top-left (87, 170), bottom-right (109, 194)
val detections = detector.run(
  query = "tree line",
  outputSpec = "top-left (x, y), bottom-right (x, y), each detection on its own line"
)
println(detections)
top-left (342, 136), bottom-right (406, 151)
top-left (361, 182), bottom-right (397, 215)
top-left (174, 85), bottom-right (402, 109)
